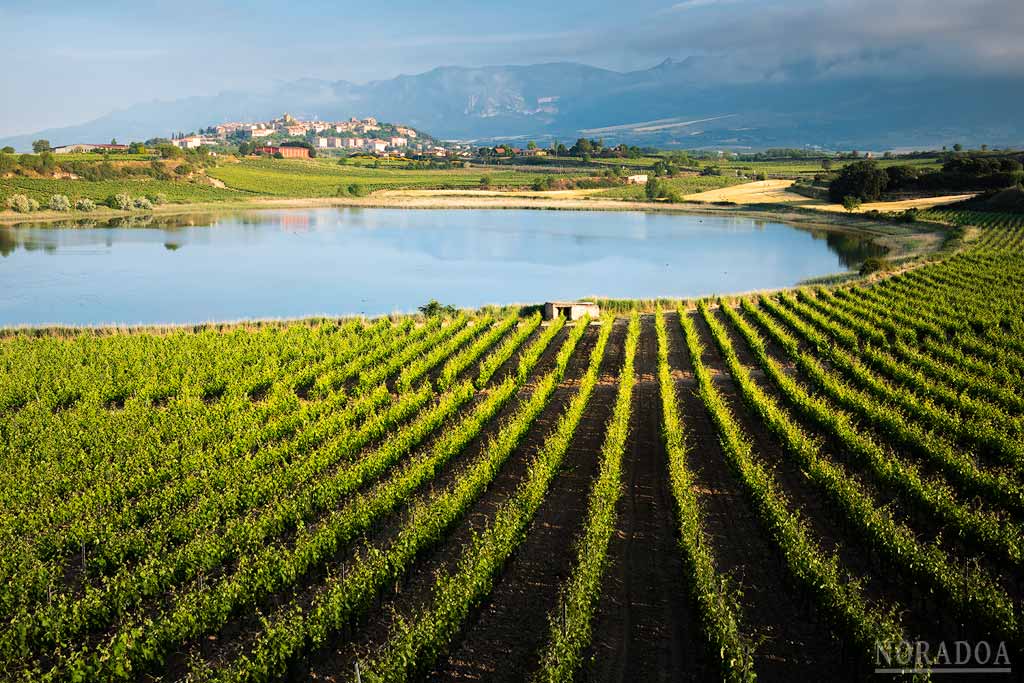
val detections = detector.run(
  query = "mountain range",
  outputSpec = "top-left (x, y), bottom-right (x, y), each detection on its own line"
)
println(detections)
top-left (3, 59), bottom-right (1023, 152)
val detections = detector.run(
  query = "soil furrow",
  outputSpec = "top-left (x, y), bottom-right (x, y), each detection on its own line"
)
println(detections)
top-left (426, 330), bottom-right (619, 681)
top-left (299, 322), bottom-right (608, 681)
top-left (584, 314), bottom-right (708, 683)
top-left (673, 310), bottom-right (842, 681)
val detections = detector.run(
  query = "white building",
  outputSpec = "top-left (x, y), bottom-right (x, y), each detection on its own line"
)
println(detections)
top-left (543, 301), bottom-right (601, 321)
top-left (242, 127), bottom-right (275, 139)
top-left (318, 137), bottom-right (344, 149)
top-left (172, 136), bottom-right (204, 149)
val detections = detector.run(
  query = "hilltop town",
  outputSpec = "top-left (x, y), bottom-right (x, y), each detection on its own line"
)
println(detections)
top-left (173, 113), bottom-right (452, 158)
top-left (47, 113), bottom-right (453, 159)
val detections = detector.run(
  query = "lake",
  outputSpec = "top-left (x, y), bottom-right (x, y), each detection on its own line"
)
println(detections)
top-left (0, 208), bottom-right (882, 326)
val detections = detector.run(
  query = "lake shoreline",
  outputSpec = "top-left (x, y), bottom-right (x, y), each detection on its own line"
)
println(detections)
top-left (0, 190), bottom-right (942, 258)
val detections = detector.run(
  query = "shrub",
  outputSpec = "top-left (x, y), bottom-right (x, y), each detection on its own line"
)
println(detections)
top-left (107, 193), bottom-right (133, 210)
top-left (347, 183), bottom-right (367, 197)
top-left (859, 256), bottom-right (889, 276)
top-left (842, 195), bottom-right (863, 213)
top-left (897, 207), bottom-right (920, 223)
top-left (6, 193), bottom-right (32, 213)
top-left (27, 198), bottom-right (40, 211)
top-left (147, 193), bottom-right (168, 205)
top-left (645, 177), bottom-right (663, 200)
top-left (419, 300), bottom-right (457, 317)
top-left (48, 194), bottom-right (71, 211)
top-left (133, 197), bottom-right (153, 210)
top-left (829, 159), bottom-right (888, 202)
top-left (75, 198), bottom-right (96, 212)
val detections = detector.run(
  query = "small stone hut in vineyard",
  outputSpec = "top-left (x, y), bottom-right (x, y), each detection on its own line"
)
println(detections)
top-left (543, 301), bottom-right (600, 321)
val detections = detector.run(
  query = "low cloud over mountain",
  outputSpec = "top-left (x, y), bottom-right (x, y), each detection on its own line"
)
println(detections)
top-left (3, 57), bottom-right (1021, 152)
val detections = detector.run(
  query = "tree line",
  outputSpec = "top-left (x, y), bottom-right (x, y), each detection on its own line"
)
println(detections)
top-left (829, 155), bottom-right (1024, 204)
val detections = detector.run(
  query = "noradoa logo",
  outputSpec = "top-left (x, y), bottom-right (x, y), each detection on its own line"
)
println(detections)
top-left (875, 640), bottom-right (1012, 675)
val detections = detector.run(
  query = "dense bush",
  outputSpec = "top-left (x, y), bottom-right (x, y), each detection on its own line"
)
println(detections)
top-left (5, 193), bottom-right (32, 213)
top-left (859, 256), bottom-right (889, 275)
top-left (107, 193), bottom-right (133, 210)
top-left (47, 194), bottom-right (71, 211)
top-left (884, 165), bottom-right (920, 191)
top-left (883, 154), bottom-right (1024, 195)
top-left (133, 196), bottom-right (153, 210)
top-left (75, 198), bottom-right (96, 212)
top-left (146, 193), bottom-right (168, 205)
top-left (897, 207), bottom-right (920, 223)
top-left (829, 160), bottom-right (888, 202)
top-left (0, 152), bottom-right (17, 174)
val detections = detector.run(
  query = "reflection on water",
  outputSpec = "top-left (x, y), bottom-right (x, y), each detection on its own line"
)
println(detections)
top-left (0, 208), bottom-right (883, 326)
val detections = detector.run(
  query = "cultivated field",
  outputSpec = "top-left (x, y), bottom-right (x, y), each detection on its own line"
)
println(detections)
top-left (206, 158), bottom-right (579, 197)
top-left (681, 179), bottom-right (978, 215)
top-left (1, 212), bottom-right (1023, 681)
top-left (0, 176), bottom-right (248, 205)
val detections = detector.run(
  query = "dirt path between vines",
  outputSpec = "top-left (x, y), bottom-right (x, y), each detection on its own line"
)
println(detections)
top-left (584, 314), bottom-right (709, 682)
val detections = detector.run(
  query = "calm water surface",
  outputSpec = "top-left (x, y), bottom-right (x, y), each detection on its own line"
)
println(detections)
top-left (0, 208), bottom-right (881, 326)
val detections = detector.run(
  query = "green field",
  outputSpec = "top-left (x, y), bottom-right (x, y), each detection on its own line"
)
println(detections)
top-left (1, 153), bottom-right (953, 215)
top-left (207, 158), bottom-right (577, 196)
top-left (592, 173), bottom-right (746, 199)
top-left (533, 154), bottom-right (945, 180)
top-left (45, 153), bottom-right (161, 162)
top-left (2, 211), bottom-right (1023, 680)
top-left (0, 176), bottom-right (249, 205)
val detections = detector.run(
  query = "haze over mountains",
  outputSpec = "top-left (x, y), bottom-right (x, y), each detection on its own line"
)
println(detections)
top-left (4, 58), bottom-right (1022, 152)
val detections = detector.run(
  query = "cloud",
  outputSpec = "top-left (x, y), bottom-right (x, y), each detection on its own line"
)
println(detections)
top-left (49, 47), bottom-right (168, 61)
top-left (604, 0), bottom-right (1024, 80)
top-left (665, 0), bottom-right (733, 11)
top-left (1, 0), bottom-right (1022, 137)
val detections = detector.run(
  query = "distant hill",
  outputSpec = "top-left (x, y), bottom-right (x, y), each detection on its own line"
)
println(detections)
top-left (3, 60), bottom-right (1023, 152)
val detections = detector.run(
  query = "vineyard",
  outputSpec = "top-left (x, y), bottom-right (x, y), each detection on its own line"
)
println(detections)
top-left (0, 177), bottom-right (248, 205)
top-left (1, 213), bottom-right (1023, 681)
top-left (206, 159), bottom-right (579, 196)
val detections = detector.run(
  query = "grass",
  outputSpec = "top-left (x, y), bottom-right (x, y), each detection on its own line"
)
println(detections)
top-left (207, 158), bottom-right (582, 196)
top-left (44, 153), bottom-right (161, 162)
top-left (592, 174), bottom-right (746, 200)
top-left (0, 176), bottom-right (248, 205)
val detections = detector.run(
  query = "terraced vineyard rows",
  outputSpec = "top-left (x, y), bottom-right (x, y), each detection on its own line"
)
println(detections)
top-left (3, 214), bottom-right (1024, 681)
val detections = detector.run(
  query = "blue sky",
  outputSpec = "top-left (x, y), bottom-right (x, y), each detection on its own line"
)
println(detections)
top-left (1, 0), bottom-right (1021, 136)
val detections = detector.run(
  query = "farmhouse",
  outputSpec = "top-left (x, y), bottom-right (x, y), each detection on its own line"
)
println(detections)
top-left (626, 174), bottom-right (649, 185)
top-left (256, 145), bottom-right (311, 159)
top-left (543, 301), bottom-right (601, 321)
top-left (52, 143), bottom-right (130, 154)
top-left (171, 135), bottom-right (204, 149)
